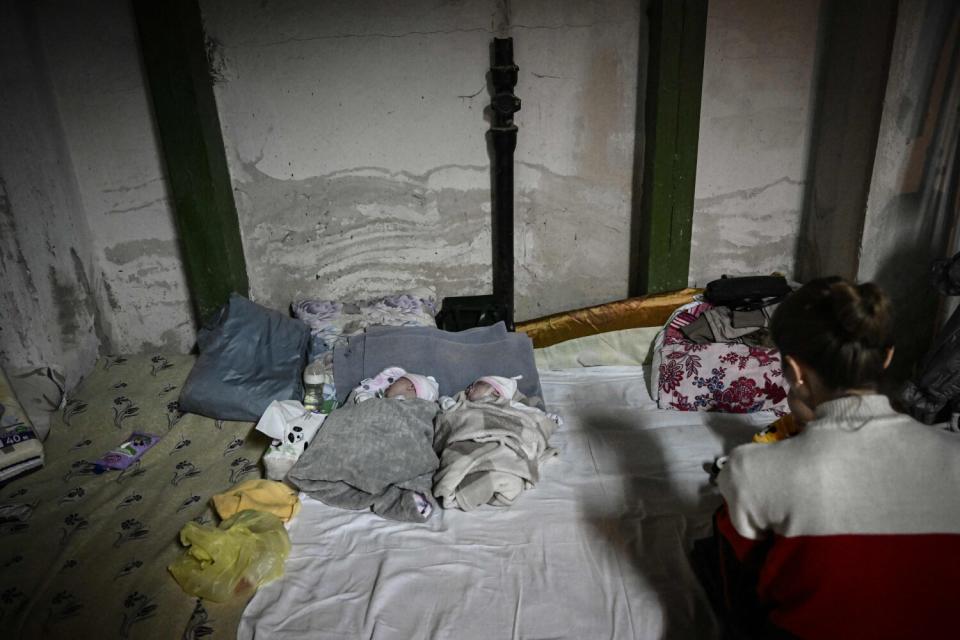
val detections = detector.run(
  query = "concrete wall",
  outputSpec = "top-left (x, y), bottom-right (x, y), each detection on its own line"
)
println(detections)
top-left (38, 0), bottom-right (197, 353)
top-left (858, 0), bottom-right (960, 372)
top-left (201, 0), bottom-right (642, 320)
top-left (0, 1), bottom-right (102, 387)
top-left (2, 0), bottom-right (833, 384)
top-left (688, 0), bottom-right (821, 286)
top-left (0, 0), bottom-right (196, 385)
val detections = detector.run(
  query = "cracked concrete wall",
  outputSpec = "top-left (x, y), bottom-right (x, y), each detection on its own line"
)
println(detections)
top-left (688, 0), bottom-right (821, 286)
top-left (36, 0), bottom-right (197, 354)
top-left (0, 1), bottom-right (102, 388)
top-left (858, 0), bottom-right (960, 374)
top-left (1, 0), bottom-right (197, 386)
top-left (201, 0), bottom-right (641, 320)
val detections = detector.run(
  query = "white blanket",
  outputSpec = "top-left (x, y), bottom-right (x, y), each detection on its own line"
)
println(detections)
top-left (239, 366), bottom-right (771, 639)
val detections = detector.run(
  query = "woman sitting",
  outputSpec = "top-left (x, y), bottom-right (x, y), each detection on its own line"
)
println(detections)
top-left (714, 277), bottom-right (960, 639)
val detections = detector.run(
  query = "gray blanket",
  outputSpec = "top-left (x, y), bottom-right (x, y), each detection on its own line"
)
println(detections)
top-left (333, 323), bottom-right (544, 408)
top-left (288, 398), bottom-right (439, 522)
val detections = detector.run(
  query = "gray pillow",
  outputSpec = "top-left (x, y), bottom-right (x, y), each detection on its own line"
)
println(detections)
top-left (333, 323), bottom-right (544, 408)
top-left (179, 293), bottom-right (310, 421)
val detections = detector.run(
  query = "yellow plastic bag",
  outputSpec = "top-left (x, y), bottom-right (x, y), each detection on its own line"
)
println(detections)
top-left (169, 509), bottom-right (291, 602)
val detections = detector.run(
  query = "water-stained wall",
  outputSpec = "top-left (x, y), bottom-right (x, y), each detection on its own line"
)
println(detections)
top-left (2, 0), bottom-right (838, 386)
top-left (201, 0), bottom-right (642, 320)
top-left (0, 1), bottom-right (102, 386)
top-left (39, 0), bottom-right (197, 354)
top-left (688, 0), bottom-right (821, 285)
top-left (0, 0), bottom-right (196, 385)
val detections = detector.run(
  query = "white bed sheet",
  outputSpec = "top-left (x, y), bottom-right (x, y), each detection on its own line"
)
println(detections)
top-left (239, 366), bottom-right (771, 640)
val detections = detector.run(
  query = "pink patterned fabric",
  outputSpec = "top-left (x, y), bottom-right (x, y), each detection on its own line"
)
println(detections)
top-left (656, 302), bottom-right (788, 414)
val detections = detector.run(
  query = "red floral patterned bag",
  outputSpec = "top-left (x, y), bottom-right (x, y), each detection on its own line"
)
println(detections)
top-left (651, 301), bottom-right (788, 414)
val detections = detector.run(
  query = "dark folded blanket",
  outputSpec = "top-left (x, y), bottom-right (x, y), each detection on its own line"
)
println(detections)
top-left (333, 323), bottom-right (544, 408)
top-left (288, 398), bottom-right (440, 522)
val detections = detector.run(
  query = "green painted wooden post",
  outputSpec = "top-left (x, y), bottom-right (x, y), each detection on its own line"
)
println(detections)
top-left (132, 0), bottom-right (248, 323)
top-left (632, 0), bottom-right (708, 295)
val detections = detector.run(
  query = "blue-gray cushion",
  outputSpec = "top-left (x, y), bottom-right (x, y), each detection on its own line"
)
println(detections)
top-left (179, 294), bottom-right (310, 421)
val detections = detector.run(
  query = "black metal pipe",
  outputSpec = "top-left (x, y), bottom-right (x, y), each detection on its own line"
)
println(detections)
top-left (435, 38), bottom-right (520, 332)
top-left (488, 37), bottom-right (520, 327)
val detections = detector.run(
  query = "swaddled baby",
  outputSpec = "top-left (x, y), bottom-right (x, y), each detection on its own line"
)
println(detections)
top-left (465, 375), bottom-right (518, 403)
top-left (433, 375), bottom-right (560, 511)
top-left (289, 365), bottom-right (441, 522)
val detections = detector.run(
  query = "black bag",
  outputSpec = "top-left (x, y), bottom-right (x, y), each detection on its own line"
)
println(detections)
top-left (901, 251), bottom-right (960, 424)
top-left (704, 275), bottom-right (792, 311)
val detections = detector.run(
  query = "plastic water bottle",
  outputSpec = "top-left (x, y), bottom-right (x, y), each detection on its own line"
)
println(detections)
top-left (319, 375), bottom-right (337, 414)
top-left (303, 355), bottom-right (337, 414)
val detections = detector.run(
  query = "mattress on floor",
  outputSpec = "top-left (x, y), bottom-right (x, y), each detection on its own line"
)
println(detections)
top-left (0, 353), bottom-right (269, 640)
top-left (240, 366), bottom-right (772, 640)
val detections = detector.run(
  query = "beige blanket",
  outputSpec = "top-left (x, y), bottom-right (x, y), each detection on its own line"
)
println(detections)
top-left (433, 393), bottom-right (558, 510)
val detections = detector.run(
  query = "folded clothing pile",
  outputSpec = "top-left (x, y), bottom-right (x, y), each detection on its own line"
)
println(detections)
top-left (333, 322), bottom-right (545, 408)
top-left (0, 365), bottom-right (44, 482)
top-left (679, 303), bottom-right (779, 347)
top-left (292, 288), bottom-right (439, 361)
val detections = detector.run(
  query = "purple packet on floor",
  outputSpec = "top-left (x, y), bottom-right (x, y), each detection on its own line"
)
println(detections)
top-left (95, 431), bottom-right (161, 471)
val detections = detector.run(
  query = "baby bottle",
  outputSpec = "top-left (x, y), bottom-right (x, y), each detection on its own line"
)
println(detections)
top-left (302, 361), bottom-right (324, 413)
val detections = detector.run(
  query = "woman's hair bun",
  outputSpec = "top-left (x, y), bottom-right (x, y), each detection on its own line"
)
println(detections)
top-left (771, 276), bottom-right (893, 391)
top-left (827, 279), bottom-right (891, 347)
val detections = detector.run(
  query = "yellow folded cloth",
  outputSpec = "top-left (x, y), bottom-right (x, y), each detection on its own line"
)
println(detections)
top-left (211, 479), bottom-right (301, 523)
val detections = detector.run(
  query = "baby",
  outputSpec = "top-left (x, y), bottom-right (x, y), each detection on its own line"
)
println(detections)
top-left (433, 374), bottom-right (561, 511)
top-left (443, 375), bottom-right (563, 425)
top-left (351, 366), bottom-right (439, 404)
top-left (465, 375), bottom-right (520, 403)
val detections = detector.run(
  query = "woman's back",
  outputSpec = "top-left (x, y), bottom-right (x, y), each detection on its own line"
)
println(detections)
top-left (719, 397), bottom-right (960, 639)
top-left (713, 278), bottom-right (960, 639)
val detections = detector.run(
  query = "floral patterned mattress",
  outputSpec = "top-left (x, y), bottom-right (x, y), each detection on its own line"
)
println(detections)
top-left (651, 302), bottom-right (789, 414)
top-left (0, 353), bottom-right (269, 639)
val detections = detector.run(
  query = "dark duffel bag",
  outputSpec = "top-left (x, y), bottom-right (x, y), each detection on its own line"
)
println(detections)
top-left (704, 275), bottom-right (792, 311)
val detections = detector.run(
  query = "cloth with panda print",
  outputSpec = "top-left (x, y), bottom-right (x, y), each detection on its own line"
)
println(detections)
top-left (256, 400), bottom-right (326, 481)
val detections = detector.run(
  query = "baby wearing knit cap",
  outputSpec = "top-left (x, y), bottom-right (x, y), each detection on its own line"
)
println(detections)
top-left (465, 375), bottom-right (522, 403)
top-left (351, 366), bottom-right (440, 404)
top-left (447, 375), bottom-right (563, 426)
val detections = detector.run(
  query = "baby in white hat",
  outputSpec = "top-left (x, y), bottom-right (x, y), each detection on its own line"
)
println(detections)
top-left (465, 375), bottom-right (522, 403)
top-left (352, 366), bottom-right (440, 404)
top-left (442, 375), bottom-right (562, 426)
